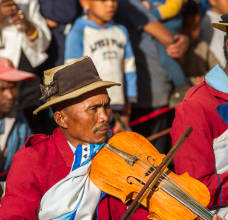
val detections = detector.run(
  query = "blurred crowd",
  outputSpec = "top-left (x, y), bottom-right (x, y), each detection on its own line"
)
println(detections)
top-left (0, 0), bottom-right (226, 184)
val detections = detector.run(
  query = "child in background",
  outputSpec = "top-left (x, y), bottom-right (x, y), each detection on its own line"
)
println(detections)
top-left (64, 0), bottom-right (137, 133)
top-left (181, 0), bottom-right (219, 85)
top-left (141, 0), bottom-right (187, 87)
top-left (169, 0), bottom-right (220, 107)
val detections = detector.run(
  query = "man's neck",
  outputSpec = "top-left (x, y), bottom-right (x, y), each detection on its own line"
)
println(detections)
top-left (0, 111), bottom-right (16, 120)
top-left (0, 113), bottom-right (4, 120)
top-left (59, 127), bottom-right (88, 148)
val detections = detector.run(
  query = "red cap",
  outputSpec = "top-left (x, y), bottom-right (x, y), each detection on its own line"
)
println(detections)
top-left (0, 57), bottom-right (35, 82)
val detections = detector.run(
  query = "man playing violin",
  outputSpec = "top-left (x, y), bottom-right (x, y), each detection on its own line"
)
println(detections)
top-left (0, 56), bottom-right (148, 219)
top-left (171, 14), bottom-right (228, 219)
top-left (0, 56), bottom-right (224, 219)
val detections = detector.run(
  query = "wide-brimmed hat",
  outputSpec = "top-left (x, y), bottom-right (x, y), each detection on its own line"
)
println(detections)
top-left (33, 56), bottom-right (120, 115)
top-left (212, 14), bottom-right (228, 32)
top-left (0, 57), bottom-right (35, 82)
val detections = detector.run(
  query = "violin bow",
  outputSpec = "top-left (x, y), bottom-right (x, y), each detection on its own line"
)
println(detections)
top-left (120, 126), bottom-right (193, 220)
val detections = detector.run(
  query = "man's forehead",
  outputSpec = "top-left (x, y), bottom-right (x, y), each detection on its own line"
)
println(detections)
top-left (59, 88), bottom-right (110, 112)
top-left (78, 87), bottom-right (109, 102)
top-left (80, 90), bottom-right (110, 106)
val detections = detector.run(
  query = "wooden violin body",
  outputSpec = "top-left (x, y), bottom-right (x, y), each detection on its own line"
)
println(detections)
top-left (90, 131), bottom-right (212, 220)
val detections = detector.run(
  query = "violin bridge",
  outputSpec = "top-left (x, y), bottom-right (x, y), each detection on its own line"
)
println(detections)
top-left (144, 166), bottom-right (155, 177)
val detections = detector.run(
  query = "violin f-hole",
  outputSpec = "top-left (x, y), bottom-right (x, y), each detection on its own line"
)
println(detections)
top-left (126, 176), bottom-right (145, 186)
top-left (147, 155), bottom-right (156, 163)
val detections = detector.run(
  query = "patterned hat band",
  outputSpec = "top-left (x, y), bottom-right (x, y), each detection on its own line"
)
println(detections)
top-left (40, 81), bottom-right (58, 101)
top-left (212, 14), bottom-right (228, 32)
top-left (220, 14), bottom-right (228, 24)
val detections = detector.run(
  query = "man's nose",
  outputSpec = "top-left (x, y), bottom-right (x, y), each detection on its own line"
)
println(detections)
top-left (98, 107), bottom-right (110, 122)
top-left (4, 89), bottom-right (14, 100)
top-left (106, 0), bottom-right (116, 6)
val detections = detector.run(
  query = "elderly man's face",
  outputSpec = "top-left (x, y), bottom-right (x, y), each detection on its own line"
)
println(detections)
top-left (56, 88), bottom-right (112, 146)
top-left (0, 80), bottom-right (18, 116)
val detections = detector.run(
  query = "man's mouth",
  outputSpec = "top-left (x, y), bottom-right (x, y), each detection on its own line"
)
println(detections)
top-left (3, 102), bottom-right (14, 109)
top-left (95, 124), bottom-right (109, 134)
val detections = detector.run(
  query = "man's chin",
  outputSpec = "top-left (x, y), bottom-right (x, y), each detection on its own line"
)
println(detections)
top-left (1, 108), bottom-right (14, 115)
top-left (94, 134), bottom-right (108, 144)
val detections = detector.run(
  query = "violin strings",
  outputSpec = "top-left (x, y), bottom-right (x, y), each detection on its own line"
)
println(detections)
top-left (161, 180), bottom-right (213, 219)
top-left (133, 155), bottom-right (213, 219)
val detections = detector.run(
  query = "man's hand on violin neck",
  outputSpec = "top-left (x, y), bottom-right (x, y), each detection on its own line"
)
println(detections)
top-left (213, 214), bottom-right (225, 220)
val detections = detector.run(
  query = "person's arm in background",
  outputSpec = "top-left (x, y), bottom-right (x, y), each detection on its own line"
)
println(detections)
top-left (148, 0), bottom-right (187, 58)
top-left (152, 0), bottom-right (184, 20)
top-left (115, 0), bottom-right (188, 58)
top-left (0, 0), bottom-right (39, 41)
top-left (4, 0), bottom-right (51, 48)
top-left (5, 0), bottom-right (51, 67)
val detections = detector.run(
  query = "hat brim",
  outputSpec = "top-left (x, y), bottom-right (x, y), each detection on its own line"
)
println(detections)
top-left (212, 22), bottom-right (228, 32)
top-left (33, 80), bottom-right (120, 115)
top-left (0, 69), bottom-right (35, 82)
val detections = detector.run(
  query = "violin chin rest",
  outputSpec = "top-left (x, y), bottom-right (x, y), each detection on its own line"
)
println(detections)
top-left (148, 212), bottom-right (164, 220)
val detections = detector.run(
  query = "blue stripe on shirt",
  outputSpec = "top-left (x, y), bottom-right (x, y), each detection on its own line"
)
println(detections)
top-left (65, 18), bottom-right (84, 61)
top-left (72, 145), bottom-right (82, 171)
top-left (117, 24), bottom-right (134, 59)
top-left (125, 71), bottom-right (137, 100)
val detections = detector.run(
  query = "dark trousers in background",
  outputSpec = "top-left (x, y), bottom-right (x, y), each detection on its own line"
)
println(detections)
top-left (130, 106), bottom-right (175, 170)
top-left (18, 52), bottom-right (56, 134)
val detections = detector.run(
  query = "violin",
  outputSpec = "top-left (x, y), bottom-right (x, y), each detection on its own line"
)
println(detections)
top-left (90, 131), bottom-right (213, 220)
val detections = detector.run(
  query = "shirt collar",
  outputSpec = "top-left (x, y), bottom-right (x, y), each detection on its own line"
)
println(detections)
top-left (53, 128), bottom-right (74, 168)
top-left (205, 65), bottom-right (228, 93)
top-left (67, 141), bottom-right (76, 153)
top-left (54, 128), bottom-right (113, 168)
top-left (82, 15), bottom-right (114, 29)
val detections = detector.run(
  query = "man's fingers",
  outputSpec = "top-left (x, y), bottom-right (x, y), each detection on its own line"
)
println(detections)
top-left (9, 9), bottom-right (25, 23)
top-left (166, 34), bottom-right (189, 58)
top-left (213, 214), bottom-right (226, 220)
top-left (166, 45), bottom-right (181, 58)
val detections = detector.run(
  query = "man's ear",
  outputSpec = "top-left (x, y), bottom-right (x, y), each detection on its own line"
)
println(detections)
top-left (54, 110), bottom-right (68, 129)
top-left (79, 0), bottom-right (90, 11)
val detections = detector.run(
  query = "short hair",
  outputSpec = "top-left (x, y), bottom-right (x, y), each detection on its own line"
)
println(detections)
top-left (182, 0), bottom-right (202, 16)
top-left (51, 99), bottom-right (75, 113)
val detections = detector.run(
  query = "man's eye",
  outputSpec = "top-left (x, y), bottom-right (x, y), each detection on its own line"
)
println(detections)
top-left (89, 106), bottom-right (97, 111)
top-left (105, 104), bottom-right (110, 109)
